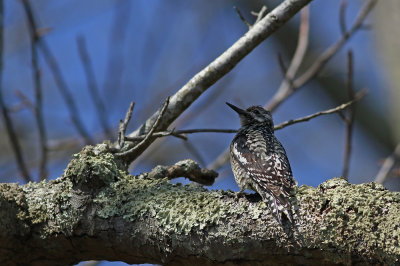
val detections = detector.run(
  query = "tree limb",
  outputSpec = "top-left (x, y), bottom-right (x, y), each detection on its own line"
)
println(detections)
top-left (0, 144), bottom-right (399, 265)
top-left (124, 0), bottom-right (313, 162)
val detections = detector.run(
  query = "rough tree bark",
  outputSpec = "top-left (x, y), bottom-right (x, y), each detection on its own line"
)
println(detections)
top-left (0, 144), bottom-right (399, 265)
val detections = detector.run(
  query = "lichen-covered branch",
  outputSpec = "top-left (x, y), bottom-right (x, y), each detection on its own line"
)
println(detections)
top-left (0, 144), bottom-right (399, 265)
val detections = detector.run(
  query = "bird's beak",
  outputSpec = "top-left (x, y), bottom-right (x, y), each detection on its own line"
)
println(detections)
top-left (226, 102), bottom-right (247, 115)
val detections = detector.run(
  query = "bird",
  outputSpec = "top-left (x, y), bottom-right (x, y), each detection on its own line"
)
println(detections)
top-left (226, 102), bottom-right (297, 225)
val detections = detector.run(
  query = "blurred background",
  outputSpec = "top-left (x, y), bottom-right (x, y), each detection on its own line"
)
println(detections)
top-left (0, 0), bottom-right (398, 264)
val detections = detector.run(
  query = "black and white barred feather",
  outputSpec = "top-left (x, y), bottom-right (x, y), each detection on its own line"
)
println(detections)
top-left (227, 102), bottom-right (297, 225)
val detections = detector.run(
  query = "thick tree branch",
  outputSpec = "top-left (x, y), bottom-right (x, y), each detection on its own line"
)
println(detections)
top-left (0, 144), bottom-right (399, 265)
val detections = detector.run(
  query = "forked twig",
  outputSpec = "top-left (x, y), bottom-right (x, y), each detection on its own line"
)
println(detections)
top-left (233, 6), bottom-right (251, 29)
top-left (118, 101), bottom-right (135, 149)
top-left (274, 90), bottom-right (366, 130)
top-left (116, 97), bottom-right (170, 160)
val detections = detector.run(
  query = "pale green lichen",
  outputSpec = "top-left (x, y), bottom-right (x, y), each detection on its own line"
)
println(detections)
top-left (94, 176), bottom-right (235, 235)
top-left (21, 178), bottom-right (79, 236)
top-left (297, 177), bottom-right (400, 264)
top-left (64, 143), bottom-right (127, 187)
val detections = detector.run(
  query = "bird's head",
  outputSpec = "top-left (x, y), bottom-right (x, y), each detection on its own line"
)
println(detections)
top-left (226, 102), bottom-right (274, 129)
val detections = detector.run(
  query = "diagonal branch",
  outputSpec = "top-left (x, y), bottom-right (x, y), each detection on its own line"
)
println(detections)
top-left (123, 0), bottom-right (313, 164)
top-left (22, 0), bottom-right (48, 180)
top-left (233, 6), bottom-right (251, 29)
top-left (266, 0), bottom-right (377, 112)
top-left (374, 143), bottom-right (400, 184)
top-left (77, 35), bottom-right (113, 140)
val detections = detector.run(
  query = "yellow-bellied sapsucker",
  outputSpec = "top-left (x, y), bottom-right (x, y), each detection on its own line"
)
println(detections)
top-left (227, 102), bottom-right (297, 224)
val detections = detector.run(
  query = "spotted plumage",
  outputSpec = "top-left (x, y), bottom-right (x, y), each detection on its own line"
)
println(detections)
top-left (227, 102), bottom-right (297, 225)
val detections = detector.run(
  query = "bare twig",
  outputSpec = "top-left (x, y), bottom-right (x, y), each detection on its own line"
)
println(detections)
top-left (118, 101), bottom-right (135, 149)
top-left (252, 6), bottom-right (268, 25)
top-left (21, 0), bottom-right (93, 145)
top-left (147, 159), bottom-right (218, 186)
top-left (22, 0), bottom-right (48, 180)
top-left (277, 53), bottom-right (288, 80)
top-left (10, 90), bottom-right (34, 112)
top-left (273, 5), bottom-right (310, 107)
top-left (77, 35), bottom-right (113, 140)
top-left (274, 90), bottom-right (366, 130)
top-left (374, 143), bottom-right (400, 184)
top-left (0, 0), bottom-right (32, 182)
top-left (125, 130), bottom-right (187, 142)
top-left (266, 0), bottom-right (377, 111)
top-left (116, 97), bottom-right (170, 161)
top-left (233, 6), bottom-right (251, 29)
top-left (342, 50), bottom-right (355, 179)
top-left (125, 128), bottom-right (237, 142)
top-left (339, 0), bottom-right (348, 35)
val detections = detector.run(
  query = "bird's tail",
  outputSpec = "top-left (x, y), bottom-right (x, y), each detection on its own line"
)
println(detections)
top-left (264, 193), bottom-right (294, 225)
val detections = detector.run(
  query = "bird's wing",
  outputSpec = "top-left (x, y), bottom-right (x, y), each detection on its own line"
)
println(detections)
top-left (231, 140), bottom-right (294, 208)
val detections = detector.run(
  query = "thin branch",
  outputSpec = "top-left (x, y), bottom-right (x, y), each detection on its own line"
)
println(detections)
top-left (374, 143), bottom-right (400, 184)
top-left (116, 97), bottom-right (170, 161)
top-left (233, 6), bottom-right (251, 29)
top-left (147, 159), bottom-right (218, 186)
top-left (124, 94), bottom-right (365, 144)
top-left (118, 101), bottom-right (135, 149)
top-left (339, 0), bottom-right (348, 35)
top-left (266, 0), bottom-right (377, 111)
top-left (125, 129), bottom-right (237, 142)
top-left (10, 90), bottom-right (34, 112)
top-left (0, 0), bottom-right (32, 182)
top-left (20, 0), bottom-right (93, 145)
top-left (342, 50), bottom-right (355, 179)
top-left (274, 90), bottom-right (366, 131)
top-left (252, 6), bottom-right (268, 25)
top-left (77, 35), bottom-right (113, 140)
top-left (277, 53), bottom-right (288, 80)
top-left (272, 4), bottom-right (310, 108)
top-left (125, 129), bottom-right (187, 142)
top-left (22, 0), bottom-right (48, 180)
